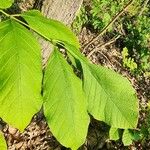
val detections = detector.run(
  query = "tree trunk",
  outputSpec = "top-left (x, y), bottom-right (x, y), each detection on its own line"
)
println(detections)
top-left (18, 0), bottom-right (83, 65)
top-left (35, 0), bottom-right (83, 65)
top-left (41, 0), bottom-right (83, 25)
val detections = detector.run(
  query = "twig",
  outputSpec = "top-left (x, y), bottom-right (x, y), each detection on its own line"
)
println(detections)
top-left (138, 0), bottom-right (149, 16)
top-left (97, 50), bottom-right (112, 66)
top-left (83, 0), bottom-right (134, 53)
top-left (0, 9), bottom-right (10, 17)
top-left (87, 35), bottom-right (121, 58)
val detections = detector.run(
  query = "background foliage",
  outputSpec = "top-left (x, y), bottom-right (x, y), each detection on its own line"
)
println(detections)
top-left (73, 0), bottom-right (150, 76)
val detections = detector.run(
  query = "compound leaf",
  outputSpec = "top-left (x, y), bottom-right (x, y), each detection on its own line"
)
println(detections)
top-left (21, 10), bottom-right (80, 49)
top-left (0, 20), bottom-right (42, 131)
top-left (82, 63), bottom-right (139, 129)
top-left (0, 132), bottom-right (7, 150)
top-left (0, 0), bottom-right (14, 9)
top-left (43, 49), bottom-right (89, 150)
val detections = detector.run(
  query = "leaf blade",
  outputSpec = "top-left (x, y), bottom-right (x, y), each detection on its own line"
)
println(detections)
top-left (122, 129), bottom-right (133, 146)
top-left (0, 20), bottom-right (42, 131)
top-left (0, 132), bottom-right (7, 150)
top-left (43, 49), bottom-right (89, 150)
top-left (21, 10), bottom-right (80, 49)
top-left (62, 43), bottom-right (139, 129)
top-left (82, 63), bottom-right (139, 129)
top-left (109, 127), bottom-right (120, 141)
top-left (0, 0), bottom-right (14, 9)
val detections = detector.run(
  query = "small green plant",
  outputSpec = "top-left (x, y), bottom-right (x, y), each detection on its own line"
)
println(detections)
top-left (82, 0), bottom-right (150, 77)
top-left (122, 47), bottom-right (137, 71)
top-left (0, 1), bottom-right (139, 149)
top-left (72, 6), bottom-right (88, 34)
top-left (124, 15), bottom-right (150, 74)
top-left (89, 0), bottom-right (129, 30)
top-left (135, 102), bottom-right (150, 146)
top-left (122, 0), bottom-right (150, 75)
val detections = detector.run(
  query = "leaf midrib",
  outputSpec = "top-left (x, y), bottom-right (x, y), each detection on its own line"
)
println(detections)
top-left (86, 64), bottom-right (135, 127)
top-left (56, 52), bottom-right (80, 142)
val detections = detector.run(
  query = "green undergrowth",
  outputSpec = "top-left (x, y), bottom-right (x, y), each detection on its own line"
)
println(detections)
top-left (72, 0), bottom-right (150, 147)
top-left (73, 0), bottom-right (150, 77)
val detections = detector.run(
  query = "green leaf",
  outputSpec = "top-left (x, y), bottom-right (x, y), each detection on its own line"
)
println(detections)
top-left (43, 49), bottom-right (89, 150)
top-left (122, 129), bottom-right (133, 146)
top-left (0, 20), bottom-right (42, 131)
top-left (21, 10), bottom-right (80, 49)
top-left (82, 63), bottom-right (139, 129)
top-left (62, 43), bottom-right (87, 63)
top-left (0, 0), bottom-right (14, 9)
top-left (132, 130), bottom-right (142, 141)
top-left (104, 13), bottom-right (111, 23)
top-left (109, 127), bottom-right (120, 140)
top-left (0, 132), bottom-right (7, 150)
top-left (61, 43), bottom-right (139, 129)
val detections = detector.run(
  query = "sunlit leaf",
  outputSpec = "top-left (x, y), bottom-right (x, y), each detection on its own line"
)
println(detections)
top-left (0, 20), bottom-right (42, 131)
top-left (122, 129), bottom-right (133, 146)
top-left (63, 43), bottom-right (139, 129)
top-left (109, 127), bottom-right (120, 140)
top-left (0, 0), bottom-right (14, 9)
top-left (43, 49), bottom-right (89, 150)
top-left (0, 132), bottom-right (7, 150)
top-left (82, 63), bottom-right (139, 129)
top-left (21, 10), bottom-right (80, 49)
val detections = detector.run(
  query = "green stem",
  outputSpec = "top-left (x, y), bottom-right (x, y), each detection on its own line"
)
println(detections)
top-left (11, 16), bottom-right (54, 43)
top-left (11, 14), bottom-right (21, 17)
top-left (0, 9), bottom-right (10, 17)
top-left (0, 10), bottom-right (55, 45)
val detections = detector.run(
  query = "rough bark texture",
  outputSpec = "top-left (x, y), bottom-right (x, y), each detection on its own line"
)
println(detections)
top-left (36, 0), bottom-right (83, 65)
top-left (17, 0), bottom-right (83, 65)
top-left (41, 0), bottom-right (83, 25)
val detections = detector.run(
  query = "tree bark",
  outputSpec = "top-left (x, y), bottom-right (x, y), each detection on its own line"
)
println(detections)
top-left (17, 0), bottom-right (83, 65)
top-left (41, 0), bottom-right (83, 26)
top-left (35, 0), bottom-right (83, 65)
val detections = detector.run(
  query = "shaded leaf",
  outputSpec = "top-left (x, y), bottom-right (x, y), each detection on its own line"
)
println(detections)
top-left (43, 49), bottom-right (89, 150)
top-left (132, 130), bottom-right (142, 141)
top-left (0, 20), bottom-right (42, 131)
